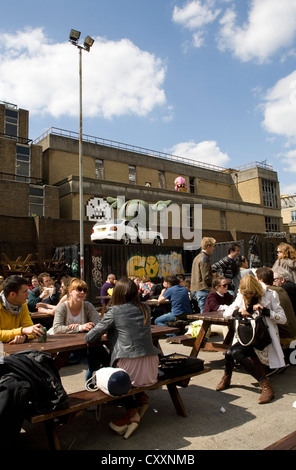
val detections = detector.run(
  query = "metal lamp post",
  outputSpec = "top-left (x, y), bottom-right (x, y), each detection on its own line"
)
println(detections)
top-left (69, 29), bottom-right (94, 279)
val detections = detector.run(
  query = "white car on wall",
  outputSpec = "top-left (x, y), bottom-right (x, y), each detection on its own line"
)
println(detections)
top-left (91, 219), bottom-right (164, 245)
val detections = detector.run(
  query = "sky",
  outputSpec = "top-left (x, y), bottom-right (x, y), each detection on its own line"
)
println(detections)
top-left (1, 0), bottom-right (296, 195)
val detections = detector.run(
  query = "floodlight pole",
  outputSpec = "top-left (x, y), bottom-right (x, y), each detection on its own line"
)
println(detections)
top-left (69, 30), bottom-right (94, 280)
top-left (78, 45), bottom-right (84, 280)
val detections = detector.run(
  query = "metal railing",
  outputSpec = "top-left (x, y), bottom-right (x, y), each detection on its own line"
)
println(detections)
top-left (33, 127), bottom-right (273, 173)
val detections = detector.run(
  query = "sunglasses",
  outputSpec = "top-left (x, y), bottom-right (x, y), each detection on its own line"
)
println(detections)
top-left (76, 286), bottom-right (88, 293)
top-left (241, 291), bottom-right (255, 296)
top-left (219, 284), bottom-right (229, 287)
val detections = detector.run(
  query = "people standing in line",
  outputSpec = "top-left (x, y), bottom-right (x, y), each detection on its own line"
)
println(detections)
top-left (0, 275), bottom-right (45, 344)
top-left (85, 277), bottom-right (160, 439)
top-left (272, 242), bottom-right (296, 283)
top-left (155, 274), bottom-right (192, 326)
top-left (211, 242), bottom-right (241, 296)
top-left (100, 273), bottom-right (116, 305)
top-left (216, 275), bottom-right (286, 404)
top-left (190, 237), bottom-right (216, 313)
top-left (27, 272), bottom-right (60, 312)
top-left (203, 276), bottom-right (233, 313)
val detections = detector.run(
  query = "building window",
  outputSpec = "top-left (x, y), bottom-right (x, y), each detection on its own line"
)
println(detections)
top-left (29, 186), bottom-right (44, 217)
top-left (265, 216), bottom-right (280, 232)
top-left (16, 145), bottom-right (30, 182)
top-left (189, 177), bottom-right (195, 194)
top-left (158, 171), bottom-right (165, 189)
top-left (262, 179), bottom-right (278, 209)
top-left (95, 159), bottom-right (104, 179)
top-left (5, 107), bottom-right (18, 138)
top-left (291, 210), bottom-right (296, 222)
top-left (129, 165), bottom-right (136, 184)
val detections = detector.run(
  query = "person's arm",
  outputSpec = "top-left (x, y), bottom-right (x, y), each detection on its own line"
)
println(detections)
top-left (158, 288), bottom-right (169, 304)
top-left (85, 307), bottom-right (115, 343)
top-left (52, 303), bottom-right (75, 334)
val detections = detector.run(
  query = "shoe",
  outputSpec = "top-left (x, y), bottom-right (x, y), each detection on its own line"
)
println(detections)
top-left (109, 408), bottom-right (140, 439)
top-left (216, 374), bottom-right (231, 391)
top-left (258, 378), bottom-right (274, 404)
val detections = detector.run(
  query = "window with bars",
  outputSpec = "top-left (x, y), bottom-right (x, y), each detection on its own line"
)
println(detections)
top-left (129, 165), bottom-right (136, 184)
top-left (29, 186), bottom-right (44, 217)
top-left (95, 159), bottom-right (104, 179)
top-left (262, 179), bottom-right (278, 209)
top-left (158, 170), bottom-right (165, 189)
top-left (16, 145), bottom-right (30, 182)
top-left (5, 107), bottom-right (18, 138)
top-left (265, 216), bottom-right (281, 232)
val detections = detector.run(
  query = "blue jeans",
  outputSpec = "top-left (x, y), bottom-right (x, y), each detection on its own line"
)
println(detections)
top-left (192, 290), bottom-right (210, 313)
top-left (154, 311), bottom-right (175, 327)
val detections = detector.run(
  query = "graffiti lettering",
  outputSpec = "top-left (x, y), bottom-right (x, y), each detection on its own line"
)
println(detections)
top-left (126, 252), bottom-right (184, 279)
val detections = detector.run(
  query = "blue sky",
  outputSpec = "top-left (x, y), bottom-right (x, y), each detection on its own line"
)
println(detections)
top-left (1, 0), bottom-right (296, 195)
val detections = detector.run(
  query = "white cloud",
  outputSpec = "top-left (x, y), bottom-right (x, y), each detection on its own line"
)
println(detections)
top-left (0, 28), bottom-right (167, 119)
top-left (172, 0), bottom-right (221, 48)
top-left (217, 0), bottom-right (296, 63)
top-left (262, 70), bottom-right (296, 140)
top-left (168, 140), bottom-right (230, 167)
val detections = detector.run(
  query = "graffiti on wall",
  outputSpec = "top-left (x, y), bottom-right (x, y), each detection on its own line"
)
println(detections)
top-left (126, 252), bottom-right (184, 279)
top-left (92, 255), bottom-right (103, 289)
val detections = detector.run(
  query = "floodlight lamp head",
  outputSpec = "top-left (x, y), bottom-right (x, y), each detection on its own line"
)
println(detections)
top-left (69, 29), bottom-right (81, 43)
top-left (84, 36), bottom-right (95, 51)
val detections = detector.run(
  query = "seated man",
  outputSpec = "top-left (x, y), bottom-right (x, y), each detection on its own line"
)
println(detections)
top-left (0, 275), bottom-right (45, 344)
top-left (27, 272), bottom-right (60, 312)
top-left (155, 275), bottom-right (192, 327)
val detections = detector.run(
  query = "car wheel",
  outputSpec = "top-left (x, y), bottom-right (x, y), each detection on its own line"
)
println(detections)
top-left (153, 236), bottom-right (162, 246)
top-left (121, 234), bottom-right (131, 245)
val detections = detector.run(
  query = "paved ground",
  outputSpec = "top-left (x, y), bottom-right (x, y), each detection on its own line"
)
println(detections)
top-left (19, 337), bottom-right (296, 452)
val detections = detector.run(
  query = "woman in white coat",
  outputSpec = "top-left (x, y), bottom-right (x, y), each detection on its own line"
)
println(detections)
top-left (216, 274), bottom-right (286, 404)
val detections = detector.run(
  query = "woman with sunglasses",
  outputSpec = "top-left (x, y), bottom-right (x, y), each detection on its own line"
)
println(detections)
top-left (216, 275), bottom-right (286, 404)
top-left (203, 276), bottom-right (233, 313)
top-left (52, 278), bottom-right (108, 378)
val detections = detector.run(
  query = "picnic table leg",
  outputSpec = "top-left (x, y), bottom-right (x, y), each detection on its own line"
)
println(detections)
top-left (44, 419), bottom-right (61, 450)
top-left (166, 383), bottom-right (187, 417)
top-left (189, 320), bottom-right (211, 357)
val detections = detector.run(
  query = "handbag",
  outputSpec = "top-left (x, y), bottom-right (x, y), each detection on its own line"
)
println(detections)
top-left (233, 309), bottom-right (271, 351)
top-left (158, 353), bottom-right (204, 380)
top-left (85, 367), bottom-right (131, 396)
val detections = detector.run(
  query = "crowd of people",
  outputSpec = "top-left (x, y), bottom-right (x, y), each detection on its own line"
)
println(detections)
top-left (1, 239), bottom-right (296, 439)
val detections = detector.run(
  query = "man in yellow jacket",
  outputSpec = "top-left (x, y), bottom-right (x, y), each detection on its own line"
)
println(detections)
top-left (0, 275), bottom-right (45, 344)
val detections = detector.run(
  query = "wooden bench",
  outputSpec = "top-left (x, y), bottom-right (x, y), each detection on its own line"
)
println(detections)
top-left (27, 366), bottom-right (211, 450)
top-left (264, 430), bottom-right (296, 450)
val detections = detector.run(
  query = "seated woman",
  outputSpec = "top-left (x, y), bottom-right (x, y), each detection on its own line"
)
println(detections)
top-left (216, 274), bottom-right (286, 404)
top-left (85, 277), bottom-right (160, 439)
top-left (52, 277), bottom-right (109, 379)
top-left (203, 276), bottom-right (233, 313)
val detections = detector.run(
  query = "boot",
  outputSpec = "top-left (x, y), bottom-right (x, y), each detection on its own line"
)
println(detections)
top-left (258, 378), bottom-right (274, 404)
top-left (109, 408), bottom-right (140, 439)
top-left (216, 374), bottom-right (232, 391)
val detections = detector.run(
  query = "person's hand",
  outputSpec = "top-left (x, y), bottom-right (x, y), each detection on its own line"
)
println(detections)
top-left (252, 303), bottom-right (263, 311)
top-left (22, 323), bottom-right (45, 338)
top-left (239, 308), bottom-right (251, 317)
top-left (40, 289), bottom-right (50, 300)
top-left (9, 335), bottom-right (26, 344)
top-left (81, 322), bottom-right (95, 332)
top-left (68, 323), bottom-right (80, 330)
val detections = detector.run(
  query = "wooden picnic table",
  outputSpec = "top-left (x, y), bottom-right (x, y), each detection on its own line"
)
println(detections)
top-left (168, 311), bottom-right (234, 358)
top-left (2, 324), bottom-right (179, 370)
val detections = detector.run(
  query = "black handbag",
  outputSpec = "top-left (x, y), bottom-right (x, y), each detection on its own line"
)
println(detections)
top-left (233, 309), bottom-right (271, 351)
